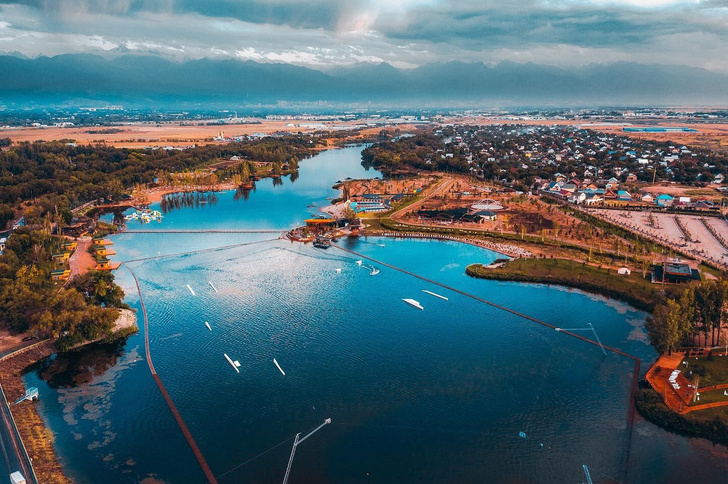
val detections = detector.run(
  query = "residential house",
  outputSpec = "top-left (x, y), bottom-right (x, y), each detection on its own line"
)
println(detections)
top-left (656, 194), bottom-right (674, 207)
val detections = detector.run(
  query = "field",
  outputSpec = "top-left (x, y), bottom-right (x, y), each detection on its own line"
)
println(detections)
top-left (0, 120), bottom-right (372, 148)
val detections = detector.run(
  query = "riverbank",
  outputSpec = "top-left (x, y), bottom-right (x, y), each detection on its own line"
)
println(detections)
top-left (0, 309), bottom-right (137, 484)
top-left (636, 387), bottom-right (728, 447)
top-left (465, 258), bottom-right (677, 312)
top-left (144, 183), bottom-right (238, 204)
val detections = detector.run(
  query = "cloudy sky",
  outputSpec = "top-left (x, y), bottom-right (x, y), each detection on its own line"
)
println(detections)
top-left (0, 0), bottom-right (727, 71)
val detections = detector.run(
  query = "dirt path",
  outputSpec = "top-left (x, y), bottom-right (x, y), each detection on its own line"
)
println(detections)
top-left (389, 176), bottom-right (455, 221)
top-left (68, 237), bottom-right (94, 279)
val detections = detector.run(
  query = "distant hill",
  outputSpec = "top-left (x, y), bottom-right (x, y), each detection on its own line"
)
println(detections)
top-left (1, 54), bottom-right (727, 107)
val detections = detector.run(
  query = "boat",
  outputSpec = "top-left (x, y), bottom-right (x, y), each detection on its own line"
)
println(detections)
top-left (313, 236), bottom-right (332, 249)
top-left (402, 298), bottom-right (424, 310)
top-left (273, 358), bottom-right (286, 376)
top-left (205, 322), bottom-right (212, 331)
top-left (224, 353), bottom-right (240, 373)
top-left (335, 268), bottom-right (342, 274)
top-left (208, 281), bottom-right (218, 293)
top-left (370, 268), bottom-right (380, 276)
top-left (422, 289), bottom-right (448, 300)
top-left (186, 284), bottom-right (196, 296)
top-left (356, 260), bottom-right (363, 266)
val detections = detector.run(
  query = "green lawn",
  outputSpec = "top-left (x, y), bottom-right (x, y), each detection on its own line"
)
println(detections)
top-left (467, 258), bottom-right (683, 311)
top-left (691, 388), bottom-right (728, 405)
top-left (685, 355), bottom-right (728, 388)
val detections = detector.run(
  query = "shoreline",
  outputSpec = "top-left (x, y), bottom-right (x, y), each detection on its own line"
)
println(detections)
top-left (0, 309), bottom-right (137, 484)
top-left (465, 260), bottom-right (660, 312)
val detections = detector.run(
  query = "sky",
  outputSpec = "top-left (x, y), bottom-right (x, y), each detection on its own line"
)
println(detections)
top-left (0, 0), bottom-right (727, 72)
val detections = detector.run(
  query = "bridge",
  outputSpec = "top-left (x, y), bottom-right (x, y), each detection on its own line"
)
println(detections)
top-left (122, 229), bottom-right (284, 234)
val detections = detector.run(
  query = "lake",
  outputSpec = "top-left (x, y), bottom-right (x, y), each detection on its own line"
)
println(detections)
top-left (24, 146), bottom-right (728, 483)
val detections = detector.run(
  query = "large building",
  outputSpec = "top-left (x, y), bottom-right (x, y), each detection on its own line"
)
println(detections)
top-left (653, 260), bottom-right (700, 284)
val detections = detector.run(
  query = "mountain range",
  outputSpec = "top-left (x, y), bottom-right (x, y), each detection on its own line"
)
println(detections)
top-left (1, 54), bottom-right (727, 107)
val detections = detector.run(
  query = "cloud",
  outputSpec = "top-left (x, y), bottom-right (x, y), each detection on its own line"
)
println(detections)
top-left (0, 0), bottom-right (727, 72)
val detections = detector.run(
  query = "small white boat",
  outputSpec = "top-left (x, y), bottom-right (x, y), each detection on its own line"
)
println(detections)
top-left (356, 260), bottom-right (363, 266)
top-left (224, 353), bottom-right (240, 373)
top-left (370, 268), bottom-right (380, 276)
top-left (186, 284), bottom-right (196, 296)
top-left (208, 281), bottom-right (218, 293)
top-left (335, 268), bottom-right (342, 273)
top-left (402, 298), bottom-right (424, 310)
top-left (422, 290), bottom-right (448, 301)
top-left (273, 358), bottom-right (286, 376)
top-left (205, 322), bottom-right (212, 331)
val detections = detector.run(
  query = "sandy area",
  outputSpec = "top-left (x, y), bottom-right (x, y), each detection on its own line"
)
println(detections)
top-left (113, 308), bottom-right (138, 332)
top-left (589, 208), bottom-right (728, 267)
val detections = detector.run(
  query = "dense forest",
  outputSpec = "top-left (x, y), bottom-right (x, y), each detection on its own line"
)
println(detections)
top-left (0, 227), bottom-right (124, 349)
top-left (361, 133), bottom-right (465, 174)
top-left (0, 136), bottom-right (321, 229)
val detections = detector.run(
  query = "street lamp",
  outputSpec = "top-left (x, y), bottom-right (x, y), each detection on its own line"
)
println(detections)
top-left (282, 418), bottom-right (332, 484)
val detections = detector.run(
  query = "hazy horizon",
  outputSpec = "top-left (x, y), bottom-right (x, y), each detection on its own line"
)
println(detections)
top-left (1, 1), bottom-right (728, 106)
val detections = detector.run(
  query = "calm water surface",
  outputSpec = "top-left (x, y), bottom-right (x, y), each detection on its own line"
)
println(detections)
top-left (23, 146), bottom-right (728, 483)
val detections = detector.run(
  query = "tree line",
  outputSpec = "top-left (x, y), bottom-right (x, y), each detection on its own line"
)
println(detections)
top-left (0, 136), bottom-right (322, 229)
top-left (646, 280), bottom-right (728, 354)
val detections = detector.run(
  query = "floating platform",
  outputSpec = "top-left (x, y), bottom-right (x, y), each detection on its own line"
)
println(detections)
top-left (224, 353), bottom-right (241, 373)
top-left (422, 290), bottom-right (448, 301)
top-left (273, 358), bottom-right (286, 376)
top-left (402, 298), bottom-right (424, 310)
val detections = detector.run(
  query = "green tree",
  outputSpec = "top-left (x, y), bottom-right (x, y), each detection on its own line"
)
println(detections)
top-left (647, 298), bottom-right (682, 355)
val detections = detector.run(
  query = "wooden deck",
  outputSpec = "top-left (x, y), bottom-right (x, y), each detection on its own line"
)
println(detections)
top-left (646, 351), bottom-right (728, 414)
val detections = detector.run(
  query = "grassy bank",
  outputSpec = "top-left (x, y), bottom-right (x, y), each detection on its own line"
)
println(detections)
top-left (376, 217), bottom-right (635, 264)
top-left (636, 387), bottom-right (728, 446)
top-left (466, 258), bottom-right (677, 311)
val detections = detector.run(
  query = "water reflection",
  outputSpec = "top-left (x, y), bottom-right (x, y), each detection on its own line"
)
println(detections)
top-left (26, 340), bottom-right (130, 389)
top-left (160, 191), bottom-right (218, 214)
top-left (233, 185), bottom-right (255, 201)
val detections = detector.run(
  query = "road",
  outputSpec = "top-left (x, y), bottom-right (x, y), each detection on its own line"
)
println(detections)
top-left (0, 383), bottom-right (34, 483)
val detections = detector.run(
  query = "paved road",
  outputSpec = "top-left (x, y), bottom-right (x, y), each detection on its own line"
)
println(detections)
top-left (0, 383), bottom-right (34, 483)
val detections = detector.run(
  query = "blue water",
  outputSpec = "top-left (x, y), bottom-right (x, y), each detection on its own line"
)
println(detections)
top-left (21, 146), bottom-right (728, 483)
